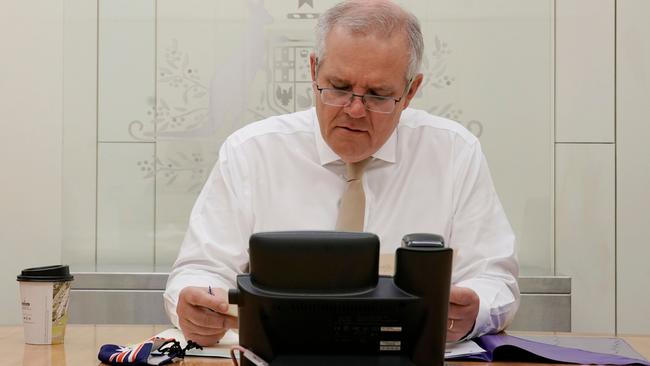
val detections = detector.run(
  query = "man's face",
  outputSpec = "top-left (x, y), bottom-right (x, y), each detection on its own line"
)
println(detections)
top-left (310, 26), bottom-right (423, 163)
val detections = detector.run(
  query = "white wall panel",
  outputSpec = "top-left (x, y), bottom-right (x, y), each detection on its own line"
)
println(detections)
top-left (155, 0), bottom-right (217, 142)
top-left (97, 143), bottom-right (155, 271)
top-left (556, 0), bottom-right (614, 143)
top-left (62, 0), bottom-right (98, 272)
top-left (556, 144), bottom-right (615, 333)
top-left (616, 0), bottom-right (650, 335)
top-left (98, 0), bottom-right (155, 142)
top-left (154, 0), bottom-right (219, 271)
top-left (411, 1), bottom-right (555, 275)
top-left (154, 141), bottom-right (216, 271)
top-left (0, 0), bottom-right (63, 324)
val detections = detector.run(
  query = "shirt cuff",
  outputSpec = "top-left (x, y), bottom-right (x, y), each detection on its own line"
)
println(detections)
top-left (453, 276), bottom-right (519, 340)
top-left (462, 295), bottom-right (491, 340)
top-left (453, 277), bottom-right (498, 340)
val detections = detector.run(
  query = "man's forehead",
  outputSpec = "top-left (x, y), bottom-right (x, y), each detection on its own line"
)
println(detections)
top-left (317, 27), bottom-right (410, 85)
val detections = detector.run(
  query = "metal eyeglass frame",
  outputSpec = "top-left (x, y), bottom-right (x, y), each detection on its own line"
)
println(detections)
top-left (313, 78), bottom-right (413, 114)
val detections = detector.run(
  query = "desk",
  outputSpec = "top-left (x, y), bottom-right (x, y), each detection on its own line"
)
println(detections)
top-left (3, 325), bottom-right (649, 366)
top-left (3, 325), bottom-right (230, 366)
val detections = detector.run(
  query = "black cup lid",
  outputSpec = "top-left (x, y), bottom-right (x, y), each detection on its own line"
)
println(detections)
top-left (17, 265), bottom-right (74, 282)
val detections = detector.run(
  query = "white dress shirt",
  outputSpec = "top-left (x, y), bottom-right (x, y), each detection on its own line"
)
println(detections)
top-left (164, 107), bottom-right (519, 339)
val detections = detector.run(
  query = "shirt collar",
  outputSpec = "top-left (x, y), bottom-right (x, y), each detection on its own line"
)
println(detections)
top-left (312, 108), bottom-right (398, 166)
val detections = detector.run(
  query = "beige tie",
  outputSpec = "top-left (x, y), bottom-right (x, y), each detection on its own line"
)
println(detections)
top-left (335, 158), bottom-right (371, 232)
top-left (379, 253), bottom-right (395, 276)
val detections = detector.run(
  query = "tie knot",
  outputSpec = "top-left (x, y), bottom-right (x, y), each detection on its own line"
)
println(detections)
top-left (346, 158), bottom-right (371, 181)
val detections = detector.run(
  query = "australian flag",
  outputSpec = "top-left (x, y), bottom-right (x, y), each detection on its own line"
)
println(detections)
top-left (98, 337), bottom-right (183, 365)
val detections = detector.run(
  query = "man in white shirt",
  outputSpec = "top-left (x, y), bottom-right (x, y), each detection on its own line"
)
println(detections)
top-left (164, 0), bottom-right (519, 346)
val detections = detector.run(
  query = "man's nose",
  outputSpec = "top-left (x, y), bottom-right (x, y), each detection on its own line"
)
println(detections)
top-left (345, 95), bottom-right (367, 119)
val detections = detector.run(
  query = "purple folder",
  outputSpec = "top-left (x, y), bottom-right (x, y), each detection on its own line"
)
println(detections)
top-left (448, 334), bottom-right (650, 365)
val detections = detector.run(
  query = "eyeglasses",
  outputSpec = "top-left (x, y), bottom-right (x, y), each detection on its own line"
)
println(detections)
top-left (313, 79), bottom-right (412, 114)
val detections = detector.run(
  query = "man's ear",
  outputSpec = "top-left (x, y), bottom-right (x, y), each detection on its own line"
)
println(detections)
top-left (310, 52), bottom-right (317, 82)
top-left (402, 73), bottom-right (424, 110)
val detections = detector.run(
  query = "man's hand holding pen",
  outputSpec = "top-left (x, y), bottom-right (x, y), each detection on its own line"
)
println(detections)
top-left (177, 286), bottom-right (238, 346)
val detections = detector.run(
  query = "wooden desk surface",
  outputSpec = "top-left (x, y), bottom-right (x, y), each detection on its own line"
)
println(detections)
top-left (2, 325), bottom-right (649, 366)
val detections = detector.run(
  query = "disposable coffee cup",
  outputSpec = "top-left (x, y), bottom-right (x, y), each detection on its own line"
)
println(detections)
top-left (17, 265), bottom-right (74, 344)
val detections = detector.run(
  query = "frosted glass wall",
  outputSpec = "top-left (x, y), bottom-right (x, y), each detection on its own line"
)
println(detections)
top-left (63, 0), bottom-right (554, 274)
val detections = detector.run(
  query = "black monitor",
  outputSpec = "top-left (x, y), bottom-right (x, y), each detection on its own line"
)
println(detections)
top-left (228, 231), bottom-right (452, 366)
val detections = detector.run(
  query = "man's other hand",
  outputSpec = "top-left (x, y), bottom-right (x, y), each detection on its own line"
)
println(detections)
top-left (177, 286), bottom-right (238, 346)
top-left (447, 286), bottom-right (480, 342)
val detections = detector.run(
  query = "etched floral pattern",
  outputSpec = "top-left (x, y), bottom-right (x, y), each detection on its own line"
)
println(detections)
top-left (416, 35), bottom-right (484, 138)
top-left (137, 150), bottom-right (211, 193)
top-left (129, 39), bottom-right (209, 141)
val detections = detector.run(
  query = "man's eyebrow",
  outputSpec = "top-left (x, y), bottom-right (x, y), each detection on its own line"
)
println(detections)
top-left (368, 85), bottom-right (394, 94)
top-left (328, 76), bottom-right (349, 85)
top-left (328, 76), bottom-right (395, 93)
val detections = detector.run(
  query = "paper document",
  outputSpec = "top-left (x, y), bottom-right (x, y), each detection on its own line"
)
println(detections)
top-left (444, 340), bottom-right (485, 358)
top-left (155, 328), bottom-right (239, 358)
